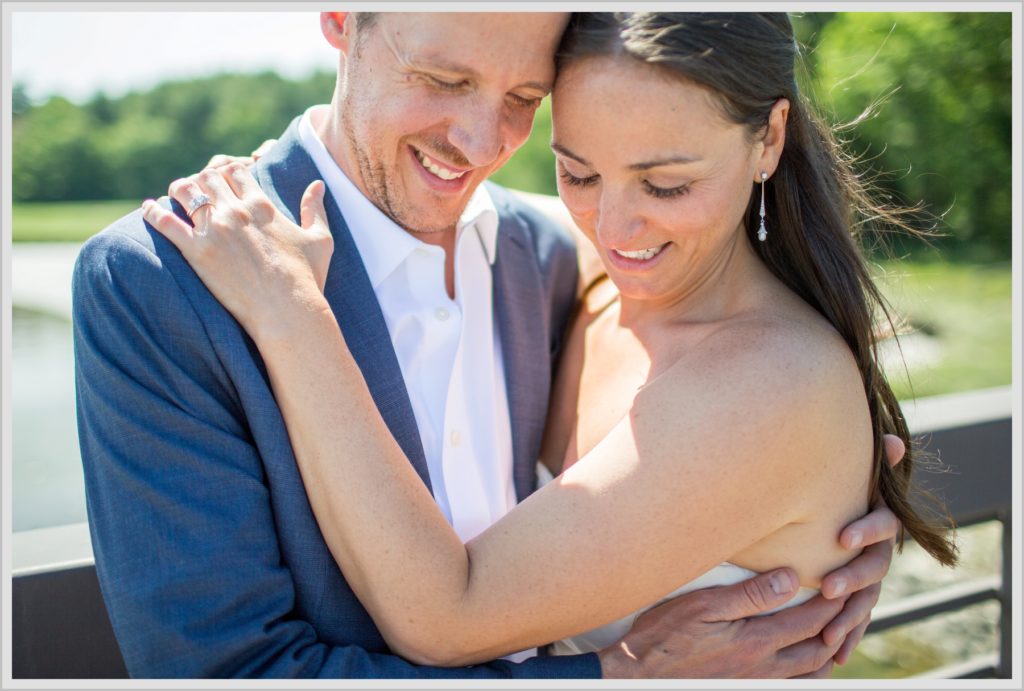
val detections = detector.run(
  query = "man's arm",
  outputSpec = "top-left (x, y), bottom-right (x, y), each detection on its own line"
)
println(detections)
top-left (72, 220), bottom-right (599, 679)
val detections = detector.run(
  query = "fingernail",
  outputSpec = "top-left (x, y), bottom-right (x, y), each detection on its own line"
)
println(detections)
top-left (769, 570), bottom-right (794, 595)
top-left (848, 531), bottom-right (863, 549)
top-left (832, 577), bottom-right (847, 597)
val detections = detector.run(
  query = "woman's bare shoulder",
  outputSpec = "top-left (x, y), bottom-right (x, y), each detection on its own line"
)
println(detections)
top-left (635, 301), bottom-right (871, 483)
top-left (681, 306), bottom-right (861, 402)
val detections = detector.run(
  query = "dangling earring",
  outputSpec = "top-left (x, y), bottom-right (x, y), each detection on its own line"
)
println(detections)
top-left (757, 171), bottom-right (768, 242)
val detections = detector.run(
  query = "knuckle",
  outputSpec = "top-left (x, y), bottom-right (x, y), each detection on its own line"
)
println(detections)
top-left (312, 233), bottom-right (334, 256)
top-left (736, 627), bottom-right (769, 664)
top-left (685, 590), bottom-right (713, 619)
top-left (741, 579), bottom-right (771, 611)
top-left (251, 196), bottom-right (276, 217)
top-left (168, 178), bottom-right (190, 196)
top-left (197, 167), bottom-right (219, 185)
top-left (225, 161), bottom-right (247, 178)
top-left (225, 204), bottom-right (253, 226)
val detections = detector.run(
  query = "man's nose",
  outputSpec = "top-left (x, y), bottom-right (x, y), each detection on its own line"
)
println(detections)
top-left (447, 99), bottom-right (504, 168)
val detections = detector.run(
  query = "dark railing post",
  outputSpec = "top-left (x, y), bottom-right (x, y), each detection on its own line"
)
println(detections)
top-left (998, 510), bottom-right (1012, 679)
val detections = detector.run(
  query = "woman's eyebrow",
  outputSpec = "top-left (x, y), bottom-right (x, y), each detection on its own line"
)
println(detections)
top-left (551, 144), bottom-right (702, 171)
top-left (551, 142), bottom-right (589, 165)
top-left (628, 155), bottom-right (702, 171)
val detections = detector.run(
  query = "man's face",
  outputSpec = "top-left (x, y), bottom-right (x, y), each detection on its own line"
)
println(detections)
top-left (336, 13), bottom-right (569, 236)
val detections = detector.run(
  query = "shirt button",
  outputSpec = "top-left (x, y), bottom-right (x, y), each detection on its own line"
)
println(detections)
top-left (450, 430), bottom-right (461, 447)
top-left (435, 307), bottom-right (450, 322)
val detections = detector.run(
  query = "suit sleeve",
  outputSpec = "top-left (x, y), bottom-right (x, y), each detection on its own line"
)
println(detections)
top-left (72, 223), bottom-right (600, 679)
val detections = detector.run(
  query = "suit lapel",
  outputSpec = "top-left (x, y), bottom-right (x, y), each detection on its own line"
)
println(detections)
top-left (253, 121), bottom-right (432, 490)
top-left (492, 205), bottom-right (551, 502)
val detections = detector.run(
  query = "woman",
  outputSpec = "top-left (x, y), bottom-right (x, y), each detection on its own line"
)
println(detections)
top-left (143, 12), bottom-right (956, 666)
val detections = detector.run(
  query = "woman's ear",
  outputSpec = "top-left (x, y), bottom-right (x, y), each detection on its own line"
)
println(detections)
top-left (320, 12), bottom-right (351, 52)
top-left (756, 98), bottom-right (790, 180)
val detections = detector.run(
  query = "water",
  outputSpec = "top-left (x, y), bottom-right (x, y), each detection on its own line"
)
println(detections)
top-left (12, 305), bottom-right (88, 531)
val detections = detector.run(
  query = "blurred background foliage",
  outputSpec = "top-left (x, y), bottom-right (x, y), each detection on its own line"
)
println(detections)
top-left (13, 71), bottom-right (335, 205)
top-left (12, 12), bottom-right (1012, 263)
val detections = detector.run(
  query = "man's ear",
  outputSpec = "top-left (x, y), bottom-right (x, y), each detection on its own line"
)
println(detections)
top-left (755, 98), bottom-right (790, 180)
top-left (320, 12), bottom-right (351, 52)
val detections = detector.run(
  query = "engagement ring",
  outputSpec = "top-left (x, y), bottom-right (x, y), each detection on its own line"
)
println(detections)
top-left (187, 193), bottom-right (213, 219)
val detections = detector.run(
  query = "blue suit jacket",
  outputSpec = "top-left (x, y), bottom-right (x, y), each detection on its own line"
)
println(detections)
top-left (72, 119), bottom-right (599, 678)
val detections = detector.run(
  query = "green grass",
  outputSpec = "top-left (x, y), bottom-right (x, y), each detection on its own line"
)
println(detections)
top-left (12, 200), bottom-right (140, 242)
top-left (874, 260), bottom-right (1012, 401)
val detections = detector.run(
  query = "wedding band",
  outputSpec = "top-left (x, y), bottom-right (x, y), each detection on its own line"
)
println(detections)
top-left (187, 193), bottom-right (213, 219)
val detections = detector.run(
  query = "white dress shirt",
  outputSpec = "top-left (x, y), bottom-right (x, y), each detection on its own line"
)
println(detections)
top-left (298, 107), bottom-right (517, 544)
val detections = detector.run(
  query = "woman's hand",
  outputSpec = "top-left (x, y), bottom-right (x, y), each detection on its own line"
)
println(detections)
top-left (141, 163), bottom-right (333, 345)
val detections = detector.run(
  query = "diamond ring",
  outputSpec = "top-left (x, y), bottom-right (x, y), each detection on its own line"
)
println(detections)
top-left (187, 193), bottom-right (214, 219)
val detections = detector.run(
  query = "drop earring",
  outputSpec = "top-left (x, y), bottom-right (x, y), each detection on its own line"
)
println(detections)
top-left (757, 171), bottom-right (768, 242)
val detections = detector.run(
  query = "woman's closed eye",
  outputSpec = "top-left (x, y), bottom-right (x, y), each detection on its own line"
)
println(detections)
top-left (558, 167), bottom-right (599, 187)
top-left (643, 179), bottom-right (690, 199)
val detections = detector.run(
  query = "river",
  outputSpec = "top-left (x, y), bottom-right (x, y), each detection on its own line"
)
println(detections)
top-left (11, 242), bottom-right (86, 532)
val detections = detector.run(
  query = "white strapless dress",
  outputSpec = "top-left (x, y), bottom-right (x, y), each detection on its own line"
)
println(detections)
top-left (537, 462), bottom-right (819, 656)
top-left (550, 562), bottom-right (819, 655)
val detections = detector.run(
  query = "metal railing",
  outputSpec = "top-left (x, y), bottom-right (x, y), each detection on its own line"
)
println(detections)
top-left (10, 386), bottom-right (1014, 679)
top-left (867, 386), bottom-right (1013, 679)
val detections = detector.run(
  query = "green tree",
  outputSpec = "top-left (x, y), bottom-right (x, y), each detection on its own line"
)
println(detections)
top-left (807, 12), bottom-right (1012, 260)
top-left (13, 96), bottom-right (111, 200)
top-left (12, 70), bottom-right (337, 202)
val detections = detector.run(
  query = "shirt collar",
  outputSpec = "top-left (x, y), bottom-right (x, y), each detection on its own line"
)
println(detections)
top-left (298, 106), bottom-right (499, 289)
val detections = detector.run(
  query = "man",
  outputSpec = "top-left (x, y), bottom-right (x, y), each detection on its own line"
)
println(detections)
top-left (73, 12), bottom-right (897, 678)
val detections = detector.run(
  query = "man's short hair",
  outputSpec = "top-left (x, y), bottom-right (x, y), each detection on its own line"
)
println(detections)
top-left (354, 12), bottom-right (377, 31)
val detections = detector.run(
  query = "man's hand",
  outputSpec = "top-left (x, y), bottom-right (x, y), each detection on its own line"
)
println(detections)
top-left (599, 569), bottom-right (847, 678)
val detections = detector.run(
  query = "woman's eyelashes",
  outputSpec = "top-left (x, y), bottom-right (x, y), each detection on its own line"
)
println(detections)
top-left (559, 165), bottom-right (691, 199)
top-left (643, 180), bottom-right (691, 199)
top-left (558, 168), bottom-right (599, 187)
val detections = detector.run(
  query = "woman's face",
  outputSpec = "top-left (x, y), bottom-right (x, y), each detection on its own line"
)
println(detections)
top-left (551, 55), bottom-right (767, 305)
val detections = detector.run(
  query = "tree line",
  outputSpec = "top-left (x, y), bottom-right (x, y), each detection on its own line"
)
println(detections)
top-left (13, 71), bottom-right (335, 204)
top-left (12, 12), bottom-right (1012, 260)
